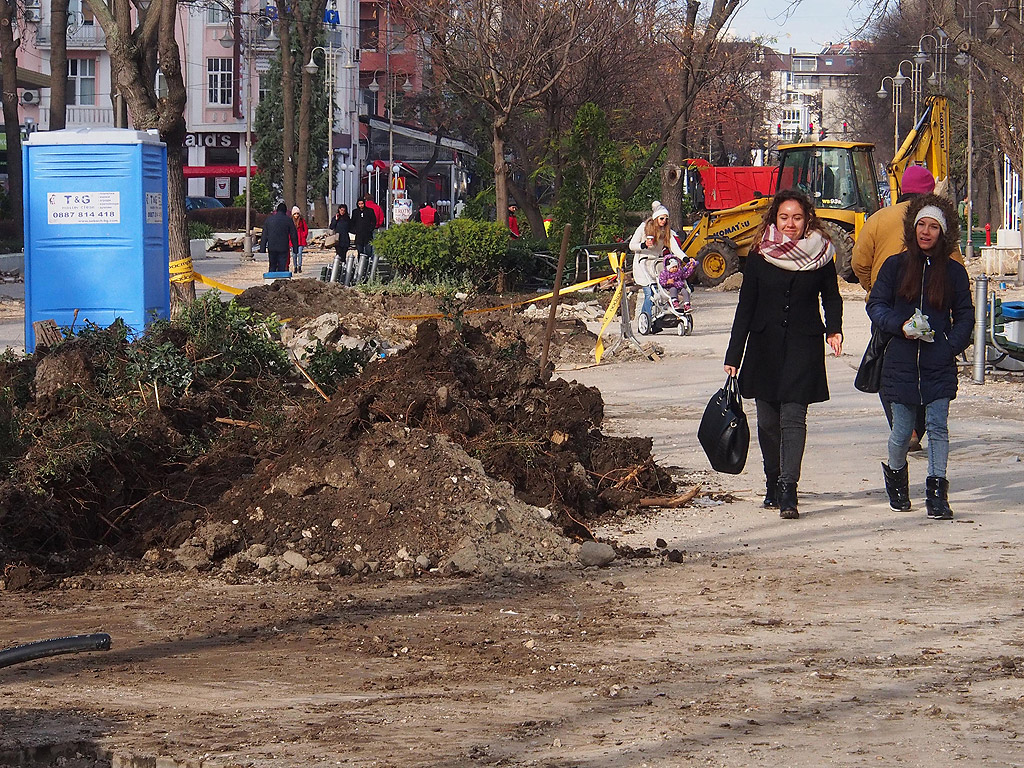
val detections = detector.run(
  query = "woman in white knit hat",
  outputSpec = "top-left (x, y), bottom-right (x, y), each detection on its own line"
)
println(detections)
top-left (289, 206), bottom-right (309, 273)
top-left (867, 194), bottom-right (973, 520)
top-left (628, 201), bottom-right (687, 324)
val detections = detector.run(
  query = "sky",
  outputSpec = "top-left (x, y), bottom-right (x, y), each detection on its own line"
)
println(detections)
top-left (729, 0), bottom-right (872, 53)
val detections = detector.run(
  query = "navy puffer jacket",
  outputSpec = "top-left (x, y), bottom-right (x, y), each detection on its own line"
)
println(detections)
top-left (866, 252), bottom-right (973, 405)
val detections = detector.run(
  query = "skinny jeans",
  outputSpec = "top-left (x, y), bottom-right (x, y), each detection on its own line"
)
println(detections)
top-left (755, 400), bottom-right (808, 484)
top-left (888, 399), bottom-right (950, 477)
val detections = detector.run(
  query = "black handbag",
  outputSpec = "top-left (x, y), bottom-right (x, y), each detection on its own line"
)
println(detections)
top-left (854, 326), bottom-right (891, 394)
top-left (698, 375), bottom-right (749, 474)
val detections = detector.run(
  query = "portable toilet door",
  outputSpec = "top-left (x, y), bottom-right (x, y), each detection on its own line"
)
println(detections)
top-left (22, 128), bottom-right (170, 352)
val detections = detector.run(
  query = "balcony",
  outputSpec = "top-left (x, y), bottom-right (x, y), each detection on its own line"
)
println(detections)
top-left (37, 105), bottom-right (116, 131)
top-left (35, 23), bottom-right (107, 50)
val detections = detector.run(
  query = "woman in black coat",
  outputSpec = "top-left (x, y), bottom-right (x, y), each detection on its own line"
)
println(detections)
top-left (329, 204), bottom-right (351, 257)
top-left (724, 189), bottom-right (843, 519)
top-left (866, 194), bottom-right (973, 520)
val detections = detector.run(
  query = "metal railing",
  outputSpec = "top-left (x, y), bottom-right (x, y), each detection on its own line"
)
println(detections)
top-left (35, 23), bottom-right (107, 49)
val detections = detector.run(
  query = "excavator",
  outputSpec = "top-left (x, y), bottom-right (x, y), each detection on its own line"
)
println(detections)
top-left (685, 95), bottom-right (950, 286)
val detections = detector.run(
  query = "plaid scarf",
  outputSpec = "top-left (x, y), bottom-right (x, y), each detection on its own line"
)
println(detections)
top-left (757, 224), bottom-right (835, 272)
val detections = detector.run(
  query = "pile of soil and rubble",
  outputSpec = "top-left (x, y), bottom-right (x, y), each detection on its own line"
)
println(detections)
top-left (124, 319), bottom-right (673, 580)
top-left (0, 294), bottom-right (675, 584)
top-left (236, 280), bottom-right (641, 367)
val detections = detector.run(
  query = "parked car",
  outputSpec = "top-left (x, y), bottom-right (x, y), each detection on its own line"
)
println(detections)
top-left (185, 196), bottom-right (226, 212)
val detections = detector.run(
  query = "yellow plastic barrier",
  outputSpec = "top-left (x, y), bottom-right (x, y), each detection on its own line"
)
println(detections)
top-left (192, 271), bottom-right (245, 296)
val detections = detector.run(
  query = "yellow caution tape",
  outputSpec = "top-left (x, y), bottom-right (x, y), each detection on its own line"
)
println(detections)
top-left (192, 271), bottom-right (245, 295)
top-left (168, 256), bottom-right (194, 283)
top-left (594, 272), bottom-right (624, 364)
top-left (391, 273), bottom-right (615, 321)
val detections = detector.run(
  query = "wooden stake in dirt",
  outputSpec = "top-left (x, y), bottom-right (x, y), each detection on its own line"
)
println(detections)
top-left (541, 224), bottom-right (572, 374)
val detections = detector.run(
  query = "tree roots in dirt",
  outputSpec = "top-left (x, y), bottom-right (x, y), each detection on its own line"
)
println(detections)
top-left (0, 301), bottom-right (673, 583)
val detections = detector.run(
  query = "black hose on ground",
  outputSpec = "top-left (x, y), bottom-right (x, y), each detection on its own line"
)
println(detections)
top-left (0, 633), bottom-right (112, 670)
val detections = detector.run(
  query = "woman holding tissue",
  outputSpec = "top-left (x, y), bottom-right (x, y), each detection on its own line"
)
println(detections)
top-left (867, 194), bottom-right (973, 520)
top-left (724, 189), bottom-right (843, 520)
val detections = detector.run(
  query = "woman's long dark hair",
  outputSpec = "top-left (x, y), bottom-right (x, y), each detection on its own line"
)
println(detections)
top-left (898, 194), bottom-right (959, 308)
top-left (751, 188), bottom-right (826, 245)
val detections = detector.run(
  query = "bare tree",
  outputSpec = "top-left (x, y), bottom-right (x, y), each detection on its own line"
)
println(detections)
top-left (49, 0), bottom-right (69, 130)
top-left (398, 0), bottom-right (643, 222)
top-left (934, 0), bottom-right (1024, 176)
top-left (0, 0), bottom-right (24, 225)
top-left (85, 0), bottom-right (194, 309)
top-left (504, 0), bottom-right (659, 236)
top-left (614, 0), bottom-right (749, 226)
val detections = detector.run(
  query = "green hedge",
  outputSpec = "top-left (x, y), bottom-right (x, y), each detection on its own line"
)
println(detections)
top-left (373, 219), bottom-right (522, 290)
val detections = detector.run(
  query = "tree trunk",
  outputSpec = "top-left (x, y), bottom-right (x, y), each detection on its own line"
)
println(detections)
top-left (167, 136), bottom-right (195, 309)
top-left (49, 0), bottom-right (69, 130)
top-left (492, 119), bottom-right (508, 224)
top-left (661, 117), bottom-right (685, 229)
top-left (0, 0), bottom-right (23, 226)
top-left (296, 63), bottom-right (312, 212)
top-left (280, 18), bottom-right (296, 205)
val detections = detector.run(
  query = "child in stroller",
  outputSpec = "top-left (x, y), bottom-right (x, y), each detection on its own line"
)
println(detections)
top-left (659, 255), bottom-right (694, 312)
top-left (638, 254), bottom-right (695, 336)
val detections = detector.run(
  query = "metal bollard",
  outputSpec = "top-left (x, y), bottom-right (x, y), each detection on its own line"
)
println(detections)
top-left (329, 252), bottom-right (343, 283)
top-left (368, 252), bottom-right (380, 282)
top-left (343, 250), bottom-right (357, 286)
top-left (355, 252), bottom-right (368, 284)
top-left (972, 273), bottom-right (988, 384)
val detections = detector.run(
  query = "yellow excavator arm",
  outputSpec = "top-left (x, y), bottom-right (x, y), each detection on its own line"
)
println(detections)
top-left (886, 95), bottom-right (950, 198)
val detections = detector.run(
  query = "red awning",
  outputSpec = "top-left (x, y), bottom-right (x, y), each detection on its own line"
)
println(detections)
top-left (183, 165), bottom-right (259, 178)
top-left (368, 159), bottom-right (419, 178)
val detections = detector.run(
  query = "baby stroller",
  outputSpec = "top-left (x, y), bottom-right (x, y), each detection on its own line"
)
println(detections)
top-left (637, 254), bottom-right (695, 336)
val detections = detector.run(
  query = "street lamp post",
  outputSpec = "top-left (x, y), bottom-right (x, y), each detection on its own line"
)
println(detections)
top-left (895, 59), bottom-right (922, 124)
top-left (954, 4), bottom-right (1003, 260)
top-left (221, 12), bottom-right (278, 261)
top-left (877, 75), bottom-right (904, 155)
top-left (305, 43), bottom-right (338, 213)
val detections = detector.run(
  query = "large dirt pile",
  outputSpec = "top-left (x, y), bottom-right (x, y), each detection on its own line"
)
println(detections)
top-left (126, 319), bottom-right (673, 579)
top-left (0, 298), bottom-right (674, 584)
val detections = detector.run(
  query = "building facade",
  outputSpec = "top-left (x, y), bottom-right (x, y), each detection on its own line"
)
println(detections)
top-left (763, 42), bottom-right (865, 146)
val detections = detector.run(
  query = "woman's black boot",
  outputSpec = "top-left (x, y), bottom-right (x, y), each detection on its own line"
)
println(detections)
top-left (926, 476), bottom-right (953, 520)
top-left (778, 481), bottom-right (799, 519)
top-left (882, 462), bottom-right (911, 511)
top-left (763, 474), bottom-right (779, 508)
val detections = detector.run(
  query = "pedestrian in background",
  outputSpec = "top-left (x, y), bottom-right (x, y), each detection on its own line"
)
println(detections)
top-left (507, 204), bottom-right (520, 238)
top-left (290, 206), bottom-right (308, 273)
top-left (418, 201), bottom-right (438, 226)
top-left (330, 204), bottom-right (351, 255)
top-left (258, 202), bottom-right (298, 273)
top-left (867, 194), bottom-right (973, 520)
top-left (723, 188), bottom-right (843, 520)
top-left (628, 201), bottom-right (687, 322)
top-left (351, 197), bottom-right (378, 256)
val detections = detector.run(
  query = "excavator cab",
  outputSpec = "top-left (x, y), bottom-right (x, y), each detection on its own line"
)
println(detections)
top-left (776, 142), bottom-right (882, 218)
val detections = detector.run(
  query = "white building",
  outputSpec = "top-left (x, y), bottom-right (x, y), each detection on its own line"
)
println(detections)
top-left (762, 42), bottom-right (865, 145)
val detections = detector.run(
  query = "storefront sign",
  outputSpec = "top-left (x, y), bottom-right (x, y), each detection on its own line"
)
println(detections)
top-left (185, 132), bottom-right (240, 148)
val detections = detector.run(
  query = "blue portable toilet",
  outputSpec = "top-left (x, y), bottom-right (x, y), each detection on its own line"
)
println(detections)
top-left (22, 128), bottom-right (170, 352)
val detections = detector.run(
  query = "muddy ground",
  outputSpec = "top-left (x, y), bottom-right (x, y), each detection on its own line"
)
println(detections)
top-left (2, 280), bottom-right (1024, 767)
